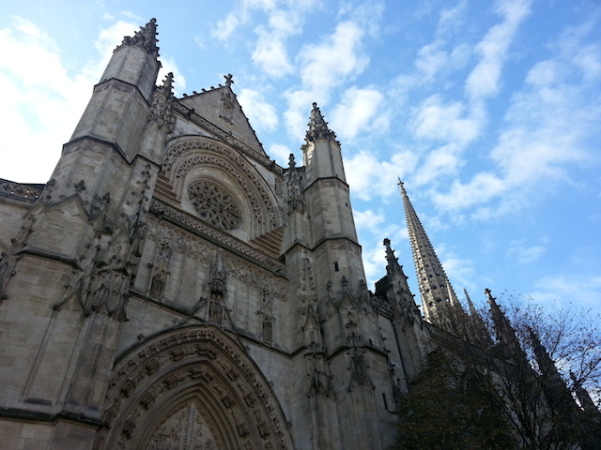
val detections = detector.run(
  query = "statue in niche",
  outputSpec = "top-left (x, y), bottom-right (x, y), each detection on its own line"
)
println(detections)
top-left (208, 298), bottom-right (224, 325)
top-left (262, 315), bottom-right (273, 342)
top-left (149, 270), bottom-right (167, 299)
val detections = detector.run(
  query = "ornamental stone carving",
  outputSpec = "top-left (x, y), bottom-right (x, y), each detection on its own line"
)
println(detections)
top-left (94, 326), bottom-right (293, 450)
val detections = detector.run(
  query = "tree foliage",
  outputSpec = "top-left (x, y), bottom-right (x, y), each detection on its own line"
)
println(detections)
top-left (391, 294), bottom-right (601, 450)
top-left (391, 349), bottom-right (513, 450)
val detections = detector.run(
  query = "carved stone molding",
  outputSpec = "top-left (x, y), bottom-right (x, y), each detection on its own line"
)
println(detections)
top-left (149, 200), bottom-right (286, 275)
top-left (0, 179), bottom-right (43, 202)
top-left (145, 215), bottom-right (286, 293)
top-left (94, 326), bottom-right (293, 449)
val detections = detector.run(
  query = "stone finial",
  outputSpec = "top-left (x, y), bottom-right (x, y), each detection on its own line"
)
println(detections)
top-left (398, 177), bottom-right (407, 195)
top-left (306, 102), bottom-right (336, 142)
top-left (224, 74), bottom-right (234, 87)
top-left (116, 18), bottom-right (160, 55)
top-left (288, 154), bottom-right (296, 170)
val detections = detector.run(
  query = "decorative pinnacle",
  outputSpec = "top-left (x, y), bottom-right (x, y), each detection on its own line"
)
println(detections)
top-left (161, 72), bottom-right (174, 95)
top-left (224, 74), bottom-right (234, 87)
top-left (306, 102), bottom-right (336, 142)
top-left (116, 18), bottom-right (160, 55)
top-left (383, 238), bottom-right (400, 271)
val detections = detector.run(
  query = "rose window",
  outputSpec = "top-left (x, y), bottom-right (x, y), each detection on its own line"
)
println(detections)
top-left (188, 179), bottom-right (242, 231)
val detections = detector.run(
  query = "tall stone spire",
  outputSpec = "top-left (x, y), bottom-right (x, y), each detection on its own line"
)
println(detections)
top-left (399, 180), bottom-right (460, 326)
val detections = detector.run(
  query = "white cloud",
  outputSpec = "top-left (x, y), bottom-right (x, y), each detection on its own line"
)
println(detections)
top-left (212, 13), bottom-right (242, 42)
top-left (237, 88), bottom-right (279, 132)
top-left (93, 20), bottom-right (138, 67)
top-left (159, 56), bottom-right (187, 96)
top-left (0, 17), bottom-right (108, 182)
top-left (354, 209), bottom-right (385, 234)
top-left (432, 172), bottom-right (506, 210)
top-left (354, 209), bottom-right (407, 287)
top-left (337, 0), bottom-right (384, 38)
top-left (283, 89), bottom-right (315, 139)
top-left (298, 21), bottom-right (368, 92)
top-left (412, 146), bottom-right (463, 187)
top-left (268, 144), bottom-right (292, 165)
top-left (211, 0), bottom-right (279, 42)
top-left (346, 150), bottom-right (418, 201)
top-left (0, 17), bottom-right (184, 184)
top-left (412, 95), bottom-right (480, 146)
top-left (331, 86), bottom-right (384, 139)
top-left (251, 6), bottom-right (313, 76)
top-left (415, 42), bottom-right (449, 81)
top-left (465, 0), bottom-right (531, 100)
top-left (253, 25), bottom-right (294, 76)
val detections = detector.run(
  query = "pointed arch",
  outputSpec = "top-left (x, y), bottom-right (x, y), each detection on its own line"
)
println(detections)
top-left (94, 325), bottom-right (293, 449)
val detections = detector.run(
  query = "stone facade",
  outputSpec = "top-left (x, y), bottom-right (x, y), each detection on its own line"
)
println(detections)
top-left (0, 20), bottom-right (432, 449)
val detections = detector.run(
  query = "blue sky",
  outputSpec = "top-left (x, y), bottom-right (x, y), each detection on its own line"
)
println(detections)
top-left (1, 0), bottom-right (600, 314)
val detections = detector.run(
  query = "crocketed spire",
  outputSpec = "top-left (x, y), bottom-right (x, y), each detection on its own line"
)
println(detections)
top-left (400, 179), bottom-right (461, 326)
top-left (305, 102), bottom-right (336, 142)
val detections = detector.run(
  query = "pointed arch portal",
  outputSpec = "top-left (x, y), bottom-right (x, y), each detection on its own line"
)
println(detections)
top-left (94, 326), bottom-right (292, 449)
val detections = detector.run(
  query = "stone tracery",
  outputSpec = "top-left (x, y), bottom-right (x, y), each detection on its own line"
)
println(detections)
top-left (188, 179), bottom-right (242, 231)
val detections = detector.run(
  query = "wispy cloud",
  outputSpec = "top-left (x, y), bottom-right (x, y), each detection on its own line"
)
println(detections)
top-left (284, 20), bottom-right (371, 137)
top-left (465, 0), bottom-right (532, 101)
top-left (354, 208), bottom-right (407, 286)
top-left (211, 0), bottom-right (278, 42)
top-left (411, 95), bottom-right (480, 145)
top-left (268, 143), bottom-right (292, 164)
top-left (298, 21), bottom-right (368, 92)
top-left (507, 243), bottom-right (546, 264)
top-left (238, 88), bottom-right (279, 132)
top-left (432, 13), bottom-right (601, 218)
top-left (528, 274), bottom-right (601, 314)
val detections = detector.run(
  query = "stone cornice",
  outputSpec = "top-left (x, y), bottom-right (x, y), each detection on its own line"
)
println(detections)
top-left (150, 199), bottom-right (287, 275)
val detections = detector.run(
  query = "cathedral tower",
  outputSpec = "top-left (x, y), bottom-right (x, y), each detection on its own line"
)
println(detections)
top-left (0, 20), bottom-right (170, 448)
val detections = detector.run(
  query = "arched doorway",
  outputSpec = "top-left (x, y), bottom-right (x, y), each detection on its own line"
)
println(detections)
top-left (94, 326), bottom-right (292, 449)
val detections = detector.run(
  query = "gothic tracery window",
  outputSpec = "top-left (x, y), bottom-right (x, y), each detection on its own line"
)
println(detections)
top-left (188, 179), bottom-right (242, 231)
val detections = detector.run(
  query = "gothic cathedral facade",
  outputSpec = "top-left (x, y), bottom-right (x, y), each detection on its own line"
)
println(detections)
top-left (8, 19), bottom-right (585, 450)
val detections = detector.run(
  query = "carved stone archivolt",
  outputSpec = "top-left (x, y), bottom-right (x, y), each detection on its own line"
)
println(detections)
top-left (94, 326), bottom-right (293, 450)
top-left (161, 137), bottom-right (280, 235)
